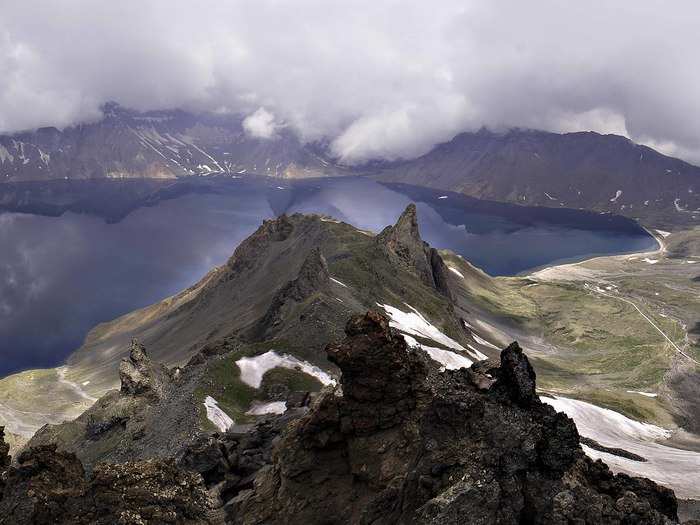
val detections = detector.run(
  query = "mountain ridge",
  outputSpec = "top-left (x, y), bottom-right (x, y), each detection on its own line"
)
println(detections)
top-left (2, 106), bottom-right (700, 226)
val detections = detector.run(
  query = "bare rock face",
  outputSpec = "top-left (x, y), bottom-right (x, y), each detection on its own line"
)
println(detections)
top-left (376, 203), bottom-right (452, 298)
top-left (119, 339), bottom-right (172, 399)
top-left (279, 247), bottom-right (330, 302)
top-left (249, 247), bottom-right (331, 339)
top-left (493, 341), bottom-right (538, 407)
top-left (230, 311), bottom-right (679, 525)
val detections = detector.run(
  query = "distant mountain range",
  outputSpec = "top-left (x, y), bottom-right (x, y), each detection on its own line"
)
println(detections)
top-left (0, 103), bottom-right (343, 183)
top-left (2, 105), bottom-right (700, 226)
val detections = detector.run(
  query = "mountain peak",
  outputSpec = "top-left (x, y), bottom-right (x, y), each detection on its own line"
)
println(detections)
top-left (376, 204), bottom-right (451, 298)
top-left (378, 203), bottom-right (421, 245)
top-left (233, 311), bottom-right (679, 524)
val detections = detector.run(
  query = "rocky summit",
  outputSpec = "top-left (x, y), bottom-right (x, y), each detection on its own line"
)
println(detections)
top-left (0, 311), bottom-right (682, 524)
top-left (229, 311), bottom-right (678, 524)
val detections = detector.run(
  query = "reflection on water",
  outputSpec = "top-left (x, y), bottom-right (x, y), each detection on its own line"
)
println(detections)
top-left (0, 177), bottom-right (654, 375)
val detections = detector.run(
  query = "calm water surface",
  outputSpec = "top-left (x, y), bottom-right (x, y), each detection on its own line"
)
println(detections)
top-left (0, 177), bottom-right (655, 375)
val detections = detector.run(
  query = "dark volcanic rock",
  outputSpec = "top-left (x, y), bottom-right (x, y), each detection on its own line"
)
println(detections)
top-left (493, 341), bottom-right (538, 407)
top-left (0, 312), bottom-right (683, 524)
top-left (229, 311), bottom-right (679, 525)
top-left (580, 437), bottom-right (647, 462)
top-left (0, 444), bottom-right (216, 524)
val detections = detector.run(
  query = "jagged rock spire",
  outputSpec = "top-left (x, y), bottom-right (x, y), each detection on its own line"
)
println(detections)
top-left (493, 341), bottom-right (538, 406)
top-left (376, 203), bottom-right (422, 246)
top-left (376, 203), bottom-right (452, 298)
top-left (118, 339), bottom-right (172, 399)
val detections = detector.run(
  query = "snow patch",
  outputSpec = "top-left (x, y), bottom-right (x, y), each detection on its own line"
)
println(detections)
top-left (246, 401), bottom-right (287, 415)
top-left (542, 395), bottom-right (700, 499)
top-left (236, 350), bottom-right (335, 389)
top-left (642, 258), bottom-right (659, 265)
top-left (542, 396), bottom-right (669, 443)
top-left (610, 190), bottom-right (622, 202)
top-left (0, 144), bottom-right (14, 164)
top-left (378, 303), bottom-right (485, 362)
top-left (448, 267), bottom-right (464, 279)
top-left (655, 230), bottom-right (671, 238)
top-left (204, 396), bottom-right (234, 432)
top-left (471, 332), bottom-right (500, 351)
top-left (438, 195), bottom-right (448, 199)
top-left (626, 391), bottom-right (658, 398)
top-left (544, 192), bottom-right (557, 201)
top-left (330, 277), bottom-right (348, 288)
top-left (402, 334), bottom-right (473, 370)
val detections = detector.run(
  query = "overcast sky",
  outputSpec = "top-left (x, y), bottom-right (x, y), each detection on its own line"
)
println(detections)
top-left (1, 0), bottom-right (699, 163)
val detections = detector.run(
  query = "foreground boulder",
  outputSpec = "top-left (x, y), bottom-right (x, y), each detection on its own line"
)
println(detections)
top-left (230, 311), bottom-right (678, 524)
top-left (0, 444), bottom-right (217, 524)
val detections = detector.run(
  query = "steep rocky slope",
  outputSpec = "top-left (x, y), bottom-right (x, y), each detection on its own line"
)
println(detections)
top-left (0, 104), bottom-right (340, 183)
top-left (61, 204), bottom-right (475, 396)
top-left (0, 312), bottom-right (685, 524)
top-left (371, 129), bottom-right (700, 226)
top-left (12, 205), bottom-right (483, 453)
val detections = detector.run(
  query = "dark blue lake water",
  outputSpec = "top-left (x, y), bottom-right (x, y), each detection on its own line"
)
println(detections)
top-left (0, 177), bottom-right (656, 375)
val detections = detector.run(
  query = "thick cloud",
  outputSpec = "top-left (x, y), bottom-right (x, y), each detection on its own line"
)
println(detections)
top-left (1, 0), bottom-right (699, 163)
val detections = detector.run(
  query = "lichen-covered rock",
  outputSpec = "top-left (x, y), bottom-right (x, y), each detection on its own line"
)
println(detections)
top-left (0, 444), bottom-right (217, 524)
top-left (0, 426), bottom-right (9, 471)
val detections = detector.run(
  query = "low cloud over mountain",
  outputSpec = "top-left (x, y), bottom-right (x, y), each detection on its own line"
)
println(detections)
top-left (2, 1), bottom-right (700, 163)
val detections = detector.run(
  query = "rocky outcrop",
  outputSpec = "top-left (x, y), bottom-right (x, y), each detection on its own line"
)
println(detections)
top-left (376, 204), bottom-right (452, 298)
top-left (230, 311), bottom-right (679, 525)
top-left (248, 247), bottom-right (332, 340)
top-left (119, 339), bottom-right (173, 399)
top-left (0, 426), bottom-right (9, 471)
top-left (0, 444), bottom-right (216, 524)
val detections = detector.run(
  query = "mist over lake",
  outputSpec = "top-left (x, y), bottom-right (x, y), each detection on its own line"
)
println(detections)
top-left (0, 177), bottom-right (655, 376)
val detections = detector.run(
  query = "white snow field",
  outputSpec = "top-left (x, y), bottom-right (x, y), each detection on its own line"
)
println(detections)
top-left (402, 334), bottom-right (473, 370)
top-left (236, 350), bottom-right (335, 389)
top-left (378, 303), bottom-right (486, 361)
top-left (203, 396), bottom-right (234, 432)
top-left (543, 395), bottom-right (700, 499)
